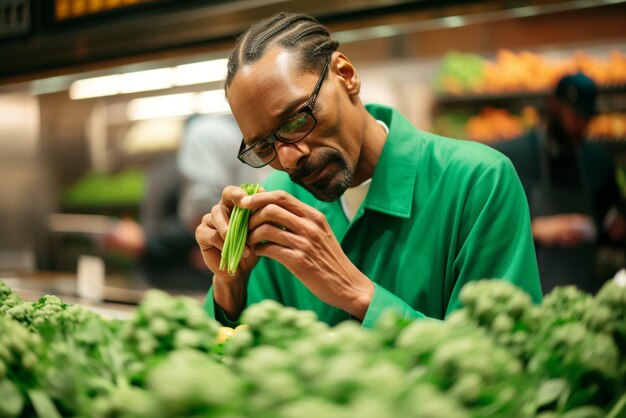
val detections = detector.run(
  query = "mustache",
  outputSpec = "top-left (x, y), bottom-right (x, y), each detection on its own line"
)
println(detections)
top-left (290, 150), bottom-right (342, 182)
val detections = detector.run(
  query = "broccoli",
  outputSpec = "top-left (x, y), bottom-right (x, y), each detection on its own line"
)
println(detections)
top-left (595, 280), bottom-right (626, 355)
top-left (238, 300), bottom-right (328, 349)
top-left (447, 279), bottom-right (540, 361)
top-left (529, 322), bottom-right (620, 411)
top-left (145, 349), bottom-right (244, 416)
top-left (121, 290), bottom-right (220, 359)
top-left (1, 278), bottom-right (625, 418)
top-left (0, 316), bottom-right (45, 417)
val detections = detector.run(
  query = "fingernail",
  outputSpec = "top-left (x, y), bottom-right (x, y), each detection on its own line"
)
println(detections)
top-left (243, 247), bottom-right (250, 257)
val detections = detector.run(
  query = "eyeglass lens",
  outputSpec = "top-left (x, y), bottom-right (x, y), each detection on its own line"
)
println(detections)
top-left (243, 112), bottom-right (316, 167)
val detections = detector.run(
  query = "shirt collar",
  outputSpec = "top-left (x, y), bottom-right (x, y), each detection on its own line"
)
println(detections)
top-left (363, 104), bottom-right (420, 219)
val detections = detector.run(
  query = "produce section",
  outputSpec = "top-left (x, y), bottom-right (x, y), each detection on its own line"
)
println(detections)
top-left (588, 112), bottom-right (626, 141)
top-left (434, 49), bottom-right (626, 96)
top-left (433, 106), bottom-right (539, 144)
top-left (2, 278), bottom-right (626, 418)
top-left (432, 49), bottom-right (626, 144)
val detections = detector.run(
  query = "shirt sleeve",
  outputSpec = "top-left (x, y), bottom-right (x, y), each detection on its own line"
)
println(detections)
top-left (362, 283), bottom-right (427, 328)
top-left (447, 156), bottom-right (543, 315)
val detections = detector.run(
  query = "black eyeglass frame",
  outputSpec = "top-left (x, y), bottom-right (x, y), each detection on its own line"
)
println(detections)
top-left (237, 56), bottom-right (331, 168)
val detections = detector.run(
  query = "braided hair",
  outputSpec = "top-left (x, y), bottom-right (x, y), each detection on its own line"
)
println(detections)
top-left (225, 12), bottom-right (339, 91)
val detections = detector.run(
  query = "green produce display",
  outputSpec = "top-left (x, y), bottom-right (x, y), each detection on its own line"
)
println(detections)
top-left (62, 170), bottom-right (146, 208)
top-left (1, 278), bottom-right (625, 418)
top-left (434, 52), bottom-right (485, 95)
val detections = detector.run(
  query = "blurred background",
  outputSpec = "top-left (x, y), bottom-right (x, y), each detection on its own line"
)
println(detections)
top-left (0, 0), bottom-right (625, 312)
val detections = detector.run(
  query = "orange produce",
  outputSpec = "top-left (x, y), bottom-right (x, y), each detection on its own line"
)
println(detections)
top-left (465, 107), bottom-right (531, 143)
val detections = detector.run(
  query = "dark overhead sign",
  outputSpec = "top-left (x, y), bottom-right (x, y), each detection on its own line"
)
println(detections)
top-left (54, 0), bottom-right (166, 22)
top-left (0, 0), bottom-right (30, 38)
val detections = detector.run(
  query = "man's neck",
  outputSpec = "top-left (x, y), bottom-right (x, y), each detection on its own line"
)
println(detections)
top-left (351, 116), bottom-right (388, 186)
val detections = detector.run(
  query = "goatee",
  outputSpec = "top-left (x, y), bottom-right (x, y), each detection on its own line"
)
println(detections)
top-left (290, 149), bottom-right (353, 202)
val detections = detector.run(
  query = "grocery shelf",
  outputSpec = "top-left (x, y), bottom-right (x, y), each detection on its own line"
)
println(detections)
top-left (435, 91), bottom-right (547, 106)
top-left (435, 85), bottom-right (626, 107)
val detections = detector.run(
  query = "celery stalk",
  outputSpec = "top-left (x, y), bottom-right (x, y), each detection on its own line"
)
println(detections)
top-left (219, 183), bottom-right (260, 275)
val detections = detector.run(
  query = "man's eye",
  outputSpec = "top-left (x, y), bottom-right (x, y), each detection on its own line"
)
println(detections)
top-left (281, 114), bottom-right (309, 135)
top-left (254, 141), bottom-right (274, 157)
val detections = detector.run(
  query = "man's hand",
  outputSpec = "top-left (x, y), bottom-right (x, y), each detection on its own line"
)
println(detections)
top-left (243, 190), bottom-right (375, 320)
top-left (195, 185), bottom-right (261, 319)
top-left (104, 218), bottom-right (146, 257)
top-left (532, 214), bottom-right (597, 247)
top-left (604, 207), bottom-right (626, 242)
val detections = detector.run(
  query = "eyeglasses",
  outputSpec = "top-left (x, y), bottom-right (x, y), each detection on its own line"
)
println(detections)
top-left (237, 57), bottom-right (331, 168)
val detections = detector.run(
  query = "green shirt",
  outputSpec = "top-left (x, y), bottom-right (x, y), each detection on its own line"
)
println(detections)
top-left (204, 104), bottom-right (542, 328)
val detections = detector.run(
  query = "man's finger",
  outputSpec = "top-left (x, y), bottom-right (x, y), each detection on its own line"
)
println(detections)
top-left (248, 201), bottom-right (309, 234)
top-left (242, 190), bottom-right (315, 218)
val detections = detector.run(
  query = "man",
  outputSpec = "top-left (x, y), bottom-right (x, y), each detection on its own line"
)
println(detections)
top-left (195, 12), bottom-right (542, 327)
top-left (495, 73), bottom-right (625, 294)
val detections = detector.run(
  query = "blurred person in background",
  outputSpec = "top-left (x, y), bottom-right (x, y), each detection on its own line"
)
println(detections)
top-left (495, 73), bottom-right (626, 294)
top-left (195, 12), bottom-right (542, 327)
top-left (106, 113), bottom-right (266, 290)
top-left (177, 114), bottom-right (269, 229)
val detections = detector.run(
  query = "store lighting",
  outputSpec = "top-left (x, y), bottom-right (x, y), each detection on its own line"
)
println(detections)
top-left (118, 68), bottom-right (173, 94)
top-left (173, 59), bottom-right (228, 86)
top-left (126, 89), bottom-right (230, 121)
top-left (69, 74), bottom-right (120, 99)
top-left (127, 93), bottom-right (196, 121)
top-left (196, 90), bottom-right (230, 114)
top-left (69, 58), bottom-right (228, 100)
top-left (440, 16), bottom-right (465, 28)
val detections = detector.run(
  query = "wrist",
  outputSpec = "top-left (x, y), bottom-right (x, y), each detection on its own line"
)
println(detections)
top-left (213, 274), bottom-right (249, 321)
top-left (343, 276), bottom-right (375, 321)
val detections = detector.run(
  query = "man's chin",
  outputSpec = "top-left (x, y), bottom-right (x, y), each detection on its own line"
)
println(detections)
top-left (299, 174), bottom-right (352, 202)
top-left (290, 153), bottom-right (354, 202)
top-left (309, 186), bottom-right (342, 202)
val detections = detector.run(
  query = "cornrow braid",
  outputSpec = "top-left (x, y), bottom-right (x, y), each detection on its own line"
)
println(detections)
top-left (225, 12), bottom-right (339, 91)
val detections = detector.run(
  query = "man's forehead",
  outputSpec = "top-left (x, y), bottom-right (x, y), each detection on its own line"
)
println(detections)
top-left (235, 48), bottom-right (299, 84)
top-left (227, 49), bottom-right (311, 142)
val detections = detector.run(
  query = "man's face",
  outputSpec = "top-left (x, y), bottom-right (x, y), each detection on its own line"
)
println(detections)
top-left (226, 48), bottom-right (360, 201)
top-left (549, 100), bottom-right (591, 148)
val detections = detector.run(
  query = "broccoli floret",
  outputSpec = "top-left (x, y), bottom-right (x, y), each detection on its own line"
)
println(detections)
top-left (596, 280), bottom-right (626, 354)
top-left (448, 279), bottom-right (539, 361)
top-left (2, 301), bottom-right (34, 327)
top-left (145, 349), bottom-right (244, 416)
top-left (541, 286), bottom-right (613, 335)
top-left (426, 332), bottom-right (530, 416)
top-left (0, 281), bottom-right (27, 324)
top-left (0, 316), bottom-right (44, 417)
top-left (121, 290), bottom-right (220, 359)
top-left (91, 385), bottom-right (161, 418)
top-left (0, 316), bottom-right (42, 386)
top-left (399, 383), bottom-right (472, 418)
top-left (529, 322), bottom-right (620, 411)
top-left (239, 300), bottom-right (328, 349)
top-left (395, 318), bottom-right (531, 417)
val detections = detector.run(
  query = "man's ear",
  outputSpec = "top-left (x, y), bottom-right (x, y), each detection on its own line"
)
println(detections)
top-left (333, 52), bottom-right (361, 95)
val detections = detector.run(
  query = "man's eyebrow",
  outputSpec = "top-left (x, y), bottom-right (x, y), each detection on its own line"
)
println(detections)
top-left (243, 97), bottom-right (308, 145)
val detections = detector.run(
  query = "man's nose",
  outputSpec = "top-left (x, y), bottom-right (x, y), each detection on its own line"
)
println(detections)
top-left (275, 141), bottom-right (310, 170)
